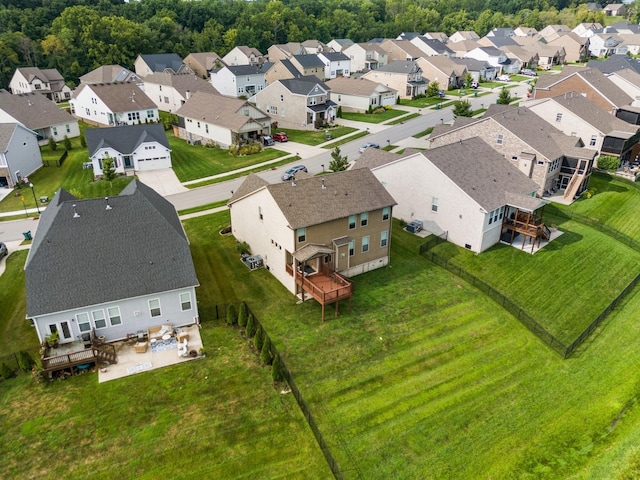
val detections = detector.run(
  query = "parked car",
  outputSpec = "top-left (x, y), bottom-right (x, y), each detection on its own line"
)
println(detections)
top-left (281, 165), bottom-right (307, 181)
top-left (498, 74), bottom-right (511, 82)
top-left (359, 142), bottom-right (380, 153)
top-left (470, 81), bottom-right (479, 89)
top-left (272, 132), bottom-right (289, 142)
top-left (437, 90), bottom-right (447, 97)
top-left (0, 242), bottom-right (7, 258)
top-left (521, 69), bottom-right (537, 76)
top-left (262, 135), bottom-right (274, 146)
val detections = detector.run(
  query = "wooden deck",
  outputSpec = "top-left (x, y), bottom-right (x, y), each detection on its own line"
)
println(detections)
top-left (42, 342), bottom-right (117, 378)
top-left (294, 271), bottom-right (353, 321)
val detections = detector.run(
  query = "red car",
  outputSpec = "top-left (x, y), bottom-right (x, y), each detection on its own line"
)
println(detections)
top-left (272, 132), bottom-right (289, 142)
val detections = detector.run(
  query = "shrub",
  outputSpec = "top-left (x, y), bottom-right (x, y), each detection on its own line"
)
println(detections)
top-left (63, 135), bottom-right (72, 151)
top-left (260, 337), bottom-right (273, 365)
top-left (48, 137), bottom-right (57, 152)
top-left (0, 362), bottom-right (14, 380)
top-left (597, 155), bottom-right (621, 171)
top-left (372, 107), bottom-right (386, 114)
top-left (497, 87), bottom-right (512, 105)
top-left (31, 359), bottom-right (45, 386)
top-left (17, 351), bottom-right (34, 372)
top-left (254, 326), bottom-right (264, 351)
top-left (384, 105), bottom-right (392, 110)
top-left (226, 304), bottom-right (237, 325)
top-left (80, 135), bottom-right (87, 148)
top-left (236, 241), bottom-right (250, 255)
top-left (245, 313), bottom-right (257, 339)
top-left (272, 354), bottom-right (285, 382)
top-left (238, 302), bottom-right (248, 327)
top-left (337, 105), bottom-right (342, 118)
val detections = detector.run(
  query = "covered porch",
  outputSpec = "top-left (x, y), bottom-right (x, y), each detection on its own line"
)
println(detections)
top-left (500, 194), bottom-right (552, 254)
top-left (287, 243), bottom-right (353, 322)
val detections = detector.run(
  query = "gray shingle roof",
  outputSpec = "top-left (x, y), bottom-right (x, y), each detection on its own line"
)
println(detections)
top-left (423, 137), bottom-right (540, 212)
top-left (320, 52), bottom-right (350, 61)
top-left (0, 123), bottom-right (18, 151)
top-left (376, 60), bottom-right (421, 74)
top-left (140, 54), bottom-right (187, 73)
top-left (413, 37), bottom-right (455, 55)
top-left (587, 54), bottom-right (640, 74)
top-left (353, 148), bottom-right (404, 170)
top-left (224, 63), bottom-right (273, 76)
top-left (73, 82), bottom-right (156, 112)
top-left (279, 76), bottom-right (330, 95)
top-left (0, 89), bottom-right (75, 130)
top-left (326, 77), bottom-right (396, 96)
top-left (293, 54), bottom-right (325, 68)
top-left (85, 124), bottom-right (170, 157)
top-left (16, 67), bottom-right (66, 92)
top-left (80, 65), bottom-right (139, 84)
top-left (25, 180), bottom-right (198, 317)
top-left (143, 72), bottom-right (218, 97)
top-left (230, 169), bottom-right (396, 230)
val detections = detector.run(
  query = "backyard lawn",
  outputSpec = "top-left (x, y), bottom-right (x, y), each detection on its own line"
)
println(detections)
top-left (274, 126), bottom-right (358, 146)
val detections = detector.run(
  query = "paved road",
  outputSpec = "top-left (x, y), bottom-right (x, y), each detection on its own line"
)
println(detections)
top-left (2, 84), bottom-right (530, 241)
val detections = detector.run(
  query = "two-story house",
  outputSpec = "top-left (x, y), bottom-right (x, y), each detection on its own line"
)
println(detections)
top-left (289, 55), bottom-right (326, 81)
top-left (79, 65), bottom-right (140, 85)
top-left (317, 52), bottom-right (351, 80)
top-left (70, 83), bottom-right (159, 127)
top-left (428, 105), bottom-right (596, 202)
top-left (464, 47), bottom-right (521, 75)
top-left (85, 124), bottom-right (172, 177)
top-left (342, 43), bottom-right (389, 72)
top-left (175, 91), bottom-right (271, 147)
top-left (362, 61), bottom-right (427, 99)
top-left (228, 169), bottom-right (396, 320)
top-left (134, 54), bottom-right (193, 78)
top-left (209, 64), bottom-right (272, 97)
top-left (250, 76), bottom-right (336, 130)
top-left (417, 56), bottom-right (467, 89)
top-left (183, 52), bottom-right (224, 78)
top-left (0, 122), bottom-right (42, 188)
top-left (326, 77), bottom-right (397, 113)
top-left (222, 46), bottom-right (265, 66)
top-left (143, 72), bottom-right (218, 113)
top-left (410, 36), bottom-right (455, 57)
top-left (0, 89), bottom-right (80, 145)
top-left (9, 67), bottom-right (72, 103)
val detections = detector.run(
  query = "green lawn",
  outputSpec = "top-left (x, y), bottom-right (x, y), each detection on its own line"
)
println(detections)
top-left (321, 131), bottom-right (369, 150)
top-left (169, 134), bottom-right (289, 182)
top-left (413, 127), bottom-right (434, 138)
top-left (275, 126), bottom-right (358, 146)
top-left (386, 113), bottom-right (420, 125)
top-left (399, 97), bottom-right (446, 108)
top-left (340, 109), bottom-right (408, 124)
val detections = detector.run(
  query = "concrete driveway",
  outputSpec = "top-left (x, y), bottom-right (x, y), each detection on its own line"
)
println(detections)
top-left (136, 168), bottom-right (187, 196)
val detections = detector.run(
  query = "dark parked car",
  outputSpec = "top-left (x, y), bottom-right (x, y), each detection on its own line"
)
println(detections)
top-left (262, 135), bottom-right (274, 146)
top-left (272, 132), bottom-right (289, 142)
top-left (281, 165), bottom-right (307, 181)
top-left (0, 242), bottom-right (7, 258)
top-left (437, 90), bottom-right (446, 97)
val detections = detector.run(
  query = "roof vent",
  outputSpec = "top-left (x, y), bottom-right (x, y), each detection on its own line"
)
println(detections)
top-left (72, 204), bottom-right (80, 218)
top-left (321, 178), bottom-right (326, 190)
top-left (105, 197), bottom-right (112, 210)
top-left (291, 180), bottom-right (296, 187)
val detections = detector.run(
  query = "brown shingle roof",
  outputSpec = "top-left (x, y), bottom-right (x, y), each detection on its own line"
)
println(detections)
top-left (0, 90), bottom-right (75, 130)
top-left (73, 82), bottom-right (156, 112)
top-left (176, 91), bottom-right (267, 131)
top-left (143, 72), bottom-right (218, 97)
top-left (325, 77), bottom-right (395, 96)
top-left (353, 148), bottom-right (404, 170)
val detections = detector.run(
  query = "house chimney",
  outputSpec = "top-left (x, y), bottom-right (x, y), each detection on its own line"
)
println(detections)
top-left (321, 178), bottom-right (326, 190)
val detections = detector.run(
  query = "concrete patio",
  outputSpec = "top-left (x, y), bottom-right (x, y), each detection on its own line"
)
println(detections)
top-left (98, 324), bottom-right (204, 383)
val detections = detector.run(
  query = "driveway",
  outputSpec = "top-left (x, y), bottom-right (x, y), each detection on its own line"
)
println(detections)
top-left (136, 168), bottom-right (187, 196)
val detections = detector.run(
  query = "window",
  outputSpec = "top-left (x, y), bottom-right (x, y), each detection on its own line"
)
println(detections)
top-left (127, 112), bottom-right (140, 122)
top-left (555, 113), bottom-right (563, 122)
top-left (52, 126), bottom-right (57, 136)
top-left (77, 312), bottom-right (91, 332)
top-left (360, 212), bottom-right (368, 227)
top-left (348, 215), bottom-right (356, 229)
top-left (496, 134), bottom-right (504, 145)
top-left (590, 135), bottom-right (597, 146)
top-left (197, 121), bottom-right (200, 128)
top-left (382, 207), bottom-right (390, 221)
top-left (149, 299), bottom-right (161, 317)
top-left (432, 197), bottom-right (439, 212)
top-left (362, 236), bottom-right (370, 253)
top-left (380, 230), bottom-right (388, 247)
top-left (85, 108), bottom-right (91, 116)
top-left (258, 206), bottom-right (263, 220)
top-left (180, 292), bottom-right (192, 311)
top-left (297, 227), bottom-right (306, 242)
top-left (65, 124), bottom-right (70, 133)
top-left (164, 96), bottom-right (169, 103)
top-left (108, 306), bottom-right (122, 326)
top-left (548, 158), bottom-right (560, 172)
top-left (349, 240), bottom-right (355, 256)
top-left (92, 310), bottom-right (107, 329)
top-left (205, 124), bottom-right (209, 133)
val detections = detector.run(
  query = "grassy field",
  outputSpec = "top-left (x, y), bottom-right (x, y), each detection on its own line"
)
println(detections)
top-left (169, 135), bottom-right (289, 182)
top-left (399, 97), bottom-right (446, 108)
top-left (386, 113), bottom-right (420, 125)
top-left (274, 126), bottom-right (358, 146)
top-left (340, 109), bottom-right (408, 124)
top-left (321, 131), bottom-right (369, 149)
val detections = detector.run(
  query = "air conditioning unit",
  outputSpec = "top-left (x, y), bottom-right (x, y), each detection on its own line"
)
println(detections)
top-left (406, 220), bottom-right (423, 234)
top-left (242, 254), bottom-right (264, 270)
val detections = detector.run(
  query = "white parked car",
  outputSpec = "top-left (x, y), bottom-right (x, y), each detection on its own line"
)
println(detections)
top-left (498, 74), bottom-right (511, 82)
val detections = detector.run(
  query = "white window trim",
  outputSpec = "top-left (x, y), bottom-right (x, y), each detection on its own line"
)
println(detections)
top-left (180, 292), bottom-right (192, 311)
top-left (108, 306), bottom-right (122, 326)
top-left (149, 299), bottom-right (162, 318)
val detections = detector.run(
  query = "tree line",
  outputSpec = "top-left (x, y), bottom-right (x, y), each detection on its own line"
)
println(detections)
top-left (0, 0), bottom-right (621, 88)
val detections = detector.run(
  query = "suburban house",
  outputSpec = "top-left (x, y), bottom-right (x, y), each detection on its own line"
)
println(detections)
top-left (79, 65), bottom-right (140, 85)
top-left (617, 33), bottom-right (640, 55)
top-left (222, 46), bottom-right (265, 66)
top-left (409, 36), bottom-right (455, 57)
top-left (477, 35), bottom-right (519, 50)
top-left (250, 76), bottom-right (336, 130)
top-left (327, 39), bottom-right (355, 52)
top-left (342, 42), bottom-right (389, 72)
top-left (533, 66), bottom-right (632, 114)
top-left (417, 56), bottom-right (467, 89)
top-left (604, 3), bottom-right (626, 16)
top-left (572, 22), bottom-right (604, 37)
top-left (428, 105), bottom-right (596, 202)
top-left (183, 52), bottom-right (224, 78)
top-left (447, 40), bottom-right (482, 57)
top-left (362, 61), bottom-right (427, 99)
top-left (538, 25), bottom-right (572, 40)
top-left (602, 69), bottom-right (640, 104)
top-left (289, 54), bottom-right (326, 80)
top-left (586, 54), bottom-right (640, 75)
top-left (143, 72), bottom-right (218, 113)
top-left (424, 32), bottom-right (449, 43)
top-left (464, 47), bottom-right (521, 75)
top-left (514, 27), bottom-right (538, 37)
top-left (317, 52), bottom-right (351, 80)
top-left (500, 44), bottom-right (539, 70)
top-left (486, 27), bottom-right (515, 38)
top-left (228, 169), bottom-right (397, 320)
top-left (449, 31), bottom-right (480, 43)
top-left (25, 180), bottom-right (200, 349)
top-left (9, 67), bottom-right (72, 103)
top-left (264, 59), bottom-right (303, 84)
top-left (0, 89), bottom-right (80, 144)
top-left (70, 82), bottom-right (159, 127)
top-left (356, 137), bottom-right (549, 254)
top-left (0, 122), bottom-right (43, 188)
top-left (134, 53), bottom-right (193, 77)
top-left (588, 33), bottom-right (626, 57)
top-left (85, 124), bottom-right (172, 177)
top-left (546, 33), bottom-right (589, 63)
top-left (326, 77), bottom-right (397, 113)
top-left (452, 58), bottom-right (497, 82)
top-left (175, 91), bottom-right (271, 147)
top-left (209, 64), bottom-right (271, 97)
top-left (267, 43), bottom-right (302, 61)
top-left (300, 39), bottom-right (331, 55)
top-left (381, 39), bottom-right (428, 62)
top-left (524, 92), bottom-right (640, 164)
top-left (523, 43), bottom-right (566, 68)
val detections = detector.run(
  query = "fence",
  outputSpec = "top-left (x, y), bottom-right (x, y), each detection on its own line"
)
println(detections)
top-left (0, 347), bottom-right (41, 377)
top-left (419, 234), bottom-right (640, 359)
top-left (42, 149), bottom-right (68, 167)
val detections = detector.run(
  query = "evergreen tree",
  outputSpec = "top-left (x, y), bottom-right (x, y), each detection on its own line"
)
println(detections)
top-left (329, 146), bottom-right (349, 172)
top-left (260, 337), bottom-right (273, 365)
top-left (80, 134), bottom-right (87, 148)
top-left (272, 354), bottom-right (285, 382)
top-left (48, 136), bottom-right (57, 152)
top-left (254, 326), bottom-right (264, 351)
top-left (245, 313), bottom-right (257, 339)
top-left (63, 135), bottom-right (71, 151)
top-left (226, 304), bottom-right (237, 325)
top-left (453, 99), bottom-right (473, 118)
top-left (102, 157), bottom-right (116, 182)
top-left (497, 87), bottom-right (512, 105)
top-left (238, 302), bottom-right (248, 328)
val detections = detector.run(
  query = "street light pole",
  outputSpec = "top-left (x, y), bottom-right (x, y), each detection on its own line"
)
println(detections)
top-left (29, 182), bottom-right (40, 215)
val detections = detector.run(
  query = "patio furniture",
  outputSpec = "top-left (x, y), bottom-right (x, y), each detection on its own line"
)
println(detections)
top-left (148, 324), bottom-right (174, 341)
top-left (177, 332), bottom-right (190, 343)
top-left (178, 339), bottom-right (189, 358)
top-left (134, 341), bottom-right (148, 353)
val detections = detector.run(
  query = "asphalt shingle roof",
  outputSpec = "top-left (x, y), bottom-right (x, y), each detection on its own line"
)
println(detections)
top-left (140, 54), bottom-right (187, 73)
top-left (279, 76), bottom-right (330, 95)
top-left (25, 180), bottom-right (198, 317)
top-left (85, 124), bottom-right (170, 157)
top-left (143, 72), bottom-right (218, 97)
top-left (175, 91), bottom-right (266, 130)
top-left (326, 77), bottom-right (395, 96)
top-left (587, 54), bottom-right (640, 74)
top-left (80, 65), bottom-right (139, 84)
top-left (0, 123), bottom-right (18, 151)
top-left (73, 83), bottom-right (156, 112)
top-left (293, 54), bottom-right (325, 68)
top-left (0, 89), bottom-right (75, 130)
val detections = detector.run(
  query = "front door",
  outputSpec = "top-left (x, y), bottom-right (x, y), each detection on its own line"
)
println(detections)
top-left (47, 321), bottom-right (73, 343)
top-left (123, 155), bottom-right (133, 169)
